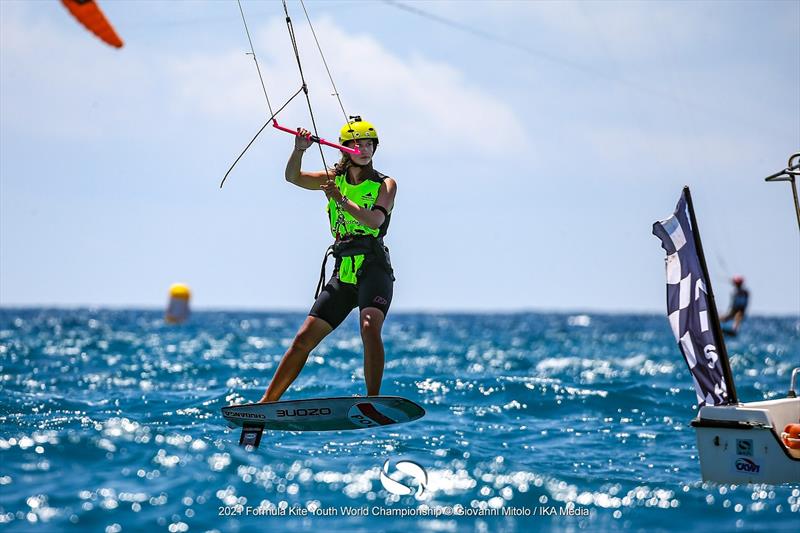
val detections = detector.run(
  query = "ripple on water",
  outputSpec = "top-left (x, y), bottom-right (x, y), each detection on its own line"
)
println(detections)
top-left (0, 310), bottom-right (798, 531)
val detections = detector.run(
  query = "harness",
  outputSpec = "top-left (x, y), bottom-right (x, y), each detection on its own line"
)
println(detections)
top-left (315, 235), bottom-right (394, 298)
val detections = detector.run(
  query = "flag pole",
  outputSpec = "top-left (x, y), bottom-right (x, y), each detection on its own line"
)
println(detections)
top-left (682, 186), bottom-right (739, 405)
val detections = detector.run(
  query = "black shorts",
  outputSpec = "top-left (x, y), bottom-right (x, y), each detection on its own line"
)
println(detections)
top-left (309, 263), bottom-right (394, 329)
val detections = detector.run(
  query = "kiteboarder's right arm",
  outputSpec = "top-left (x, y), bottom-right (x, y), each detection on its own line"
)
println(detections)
top-left (285, 128), bottom-right (329, 190)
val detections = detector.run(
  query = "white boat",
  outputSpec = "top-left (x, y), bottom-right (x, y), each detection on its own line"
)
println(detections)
top-left (654, 154), bottom-right (800, 485)
top-left (692, 369), bottom-right (800, 484)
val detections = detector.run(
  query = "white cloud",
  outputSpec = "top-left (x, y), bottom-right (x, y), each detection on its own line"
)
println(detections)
top-left (0, 4), bottom-right (161, 141)
top-left (428, 1), bottom-right (715, 63)
top-left (527, 1), bottom-right (705, 58)
top-left (1, 6), bottom-right (525, 156)
top-left (153, 16), bottom-right (527, 156)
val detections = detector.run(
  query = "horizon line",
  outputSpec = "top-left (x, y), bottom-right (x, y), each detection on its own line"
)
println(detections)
top-left (0, 304), bottom-right (798, 319)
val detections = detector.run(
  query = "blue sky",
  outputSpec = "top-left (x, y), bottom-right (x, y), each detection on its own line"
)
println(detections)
top-left (1, 0), bottom-right (798, 314)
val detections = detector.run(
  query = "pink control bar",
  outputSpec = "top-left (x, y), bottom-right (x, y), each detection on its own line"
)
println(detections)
top-left (272, 120), bottom-right (361, 155)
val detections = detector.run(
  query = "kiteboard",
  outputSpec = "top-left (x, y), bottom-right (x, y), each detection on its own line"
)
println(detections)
top-left (221, 396), bottom-right (425, 448)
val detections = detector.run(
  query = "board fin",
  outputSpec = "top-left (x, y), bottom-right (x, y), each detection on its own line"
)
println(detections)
top-left (239, 424), bottom-right (264, 448)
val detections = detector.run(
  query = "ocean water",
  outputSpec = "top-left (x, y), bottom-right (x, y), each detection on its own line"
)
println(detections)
top-left (0, 309), bottom-right (798, 532)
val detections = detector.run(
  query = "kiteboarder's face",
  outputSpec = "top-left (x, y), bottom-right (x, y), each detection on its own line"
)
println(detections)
top-left (346, 139), bottom-right (374, 165)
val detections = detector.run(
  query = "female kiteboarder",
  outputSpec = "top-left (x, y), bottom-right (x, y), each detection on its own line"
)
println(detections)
top-left (258, 117), bottom-right (396, 402)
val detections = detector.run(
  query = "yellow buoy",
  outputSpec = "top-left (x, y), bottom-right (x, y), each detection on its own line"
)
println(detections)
top-left (165, 283), bottom-right (191, 324)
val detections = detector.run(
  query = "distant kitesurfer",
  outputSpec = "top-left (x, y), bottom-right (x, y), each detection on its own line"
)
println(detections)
top-left (721, 275), bottom-right (749, 335)
top-left (258, 117), bottom-right (396, 403)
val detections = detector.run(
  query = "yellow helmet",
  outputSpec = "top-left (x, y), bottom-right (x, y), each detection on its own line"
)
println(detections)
top-left (339, 116), bottom-right (378, 145)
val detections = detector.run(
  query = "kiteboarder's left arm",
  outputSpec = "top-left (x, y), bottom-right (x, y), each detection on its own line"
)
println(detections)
top-left (323, 178), bottom-right (396, 229)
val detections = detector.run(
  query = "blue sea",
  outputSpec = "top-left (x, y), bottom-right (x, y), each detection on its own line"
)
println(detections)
top-left (0, 309), bottom-right (798, 532)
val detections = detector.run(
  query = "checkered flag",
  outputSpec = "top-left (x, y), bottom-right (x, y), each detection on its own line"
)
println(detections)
top-left (652, 188), bottom-right (732, 407)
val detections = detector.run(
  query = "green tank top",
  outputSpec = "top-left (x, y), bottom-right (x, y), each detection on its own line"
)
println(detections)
top-left (326, 172), bottom-right (391, 284)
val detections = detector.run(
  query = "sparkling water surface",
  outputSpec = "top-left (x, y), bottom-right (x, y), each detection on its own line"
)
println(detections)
top-left (1, 309), bottom-right (798, 532)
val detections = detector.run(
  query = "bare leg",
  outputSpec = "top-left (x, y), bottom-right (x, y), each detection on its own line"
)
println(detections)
top-left (259, 316), bottom-right (333, 403)
top-left (360, 307), bottom-right (385, 396)
top-left (732, 310), bottom-right (744, 332)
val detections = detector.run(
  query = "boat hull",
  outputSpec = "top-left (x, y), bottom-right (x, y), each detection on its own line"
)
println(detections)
top-left (692, 398), bottom-right (800, 484)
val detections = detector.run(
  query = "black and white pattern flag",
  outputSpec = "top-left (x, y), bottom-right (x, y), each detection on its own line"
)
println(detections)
top-left (652, 190), bottom-right (729, 406)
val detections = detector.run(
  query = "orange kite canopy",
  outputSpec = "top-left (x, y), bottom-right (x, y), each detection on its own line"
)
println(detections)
top-left (61, 0), bottom-right (124, 49)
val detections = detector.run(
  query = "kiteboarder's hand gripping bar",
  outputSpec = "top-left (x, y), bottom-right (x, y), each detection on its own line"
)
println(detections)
top-left (272, 120), bottom-right (361, 156)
